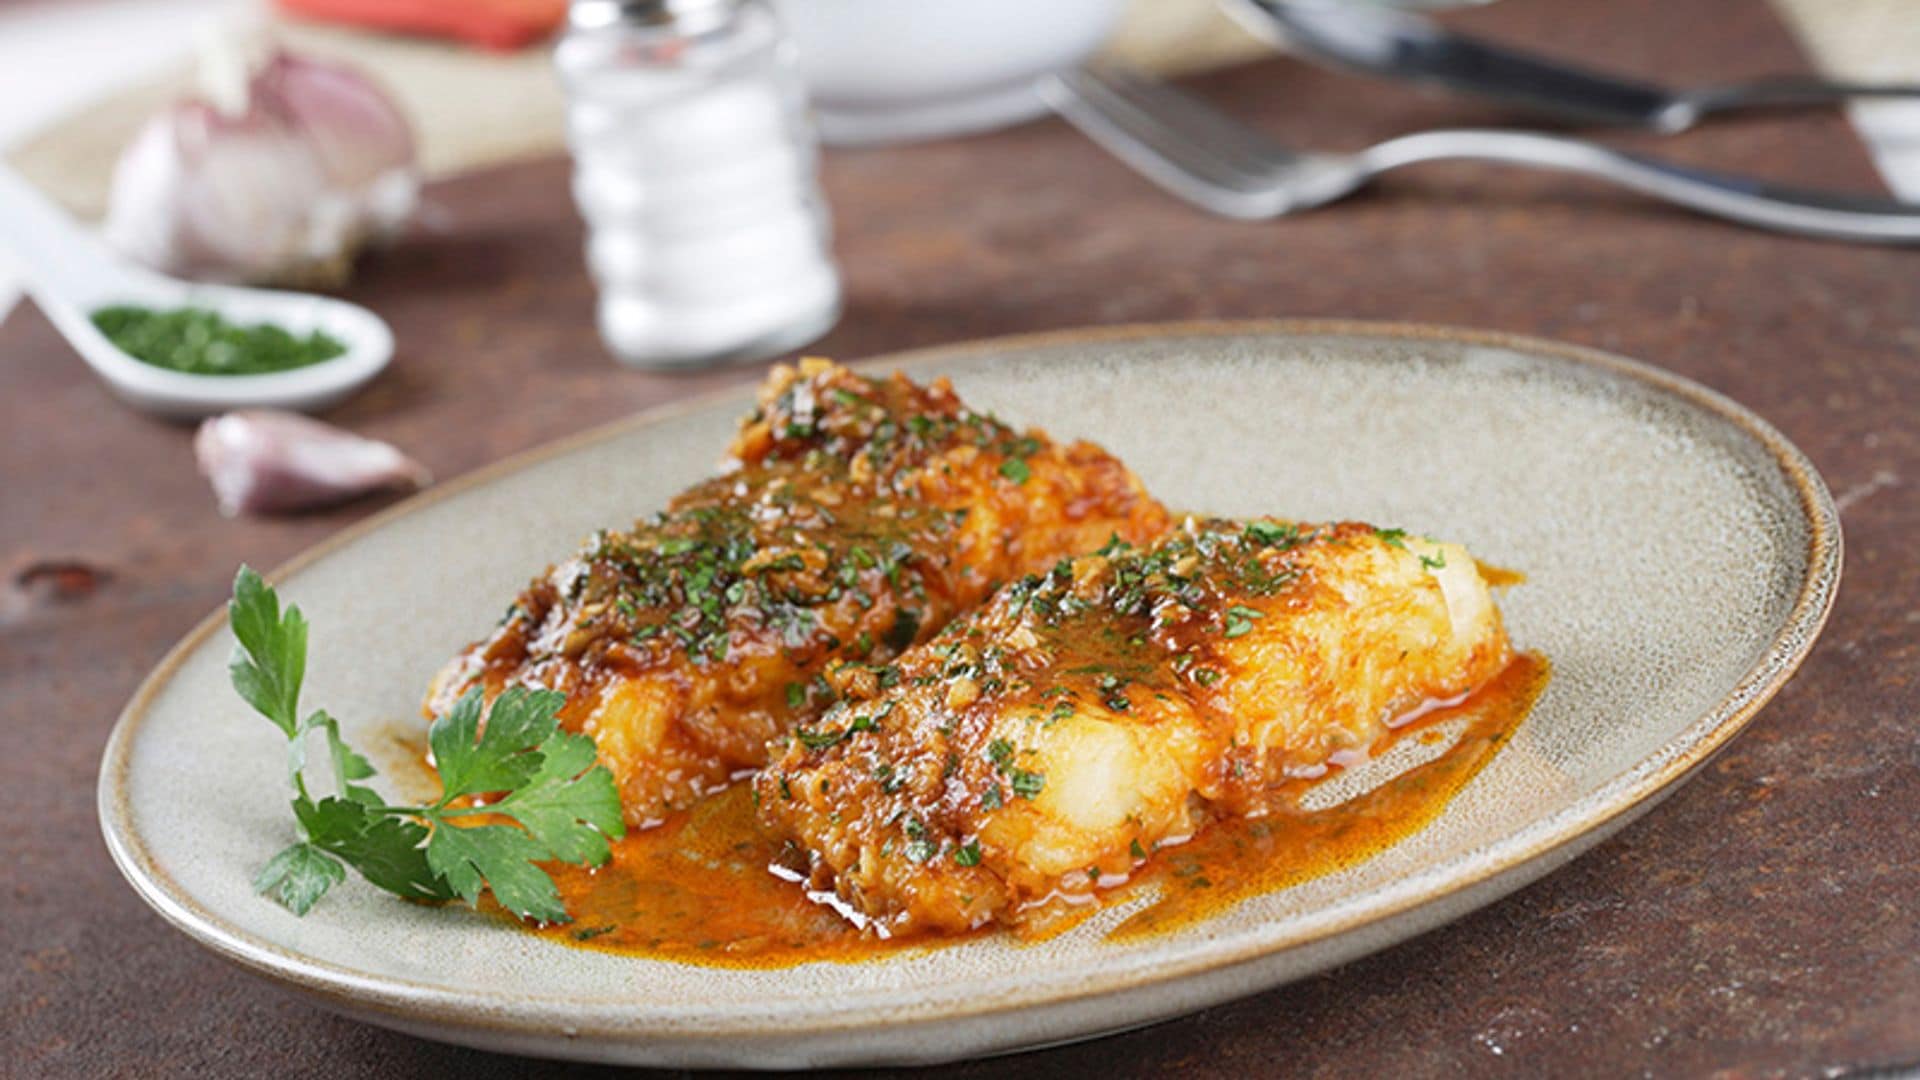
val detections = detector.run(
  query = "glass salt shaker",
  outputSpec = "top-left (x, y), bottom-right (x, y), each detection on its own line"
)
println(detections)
top-left (557, 0), bottom-right (840, 368)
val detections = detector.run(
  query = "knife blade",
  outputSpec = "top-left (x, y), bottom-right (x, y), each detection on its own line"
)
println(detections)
top-left (1221, 0), bottom-right (1754, 131)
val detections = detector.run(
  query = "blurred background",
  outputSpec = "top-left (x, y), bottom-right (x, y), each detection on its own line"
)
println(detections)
top-left (5, 0), bottom-right (1919, 315)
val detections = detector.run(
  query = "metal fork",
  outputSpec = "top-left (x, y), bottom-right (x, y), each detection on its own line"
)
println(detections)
top-left (1041, 65), bottom-right (1920, 244)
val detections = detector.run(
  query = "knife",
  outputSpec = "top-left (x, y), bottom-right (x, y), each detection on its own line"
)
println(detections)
top-left (1224, 0), bottom-right (1920, 133)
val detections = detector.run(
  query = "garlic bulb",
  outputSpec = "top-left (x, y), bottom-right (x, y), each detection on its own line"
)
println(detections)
top-left (105, 40), bottom-right (417, 286)
top-left (195, 410), bottom-right (430, 516)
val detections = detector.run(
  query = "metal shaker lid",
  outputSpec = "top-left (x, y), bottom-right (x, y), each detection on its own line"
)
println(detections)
top-left (569, 0), bottom-right (741, 33)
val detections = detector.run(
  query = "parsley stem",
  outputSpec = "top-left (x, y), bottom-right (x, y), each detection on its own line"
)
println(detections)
top-left (357, 803), bottom-right (496, 821)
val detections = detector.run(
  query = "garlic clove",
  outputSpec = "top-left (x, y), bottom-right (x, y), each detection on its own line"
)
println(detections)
top-left (259, 50), bottom-right (416, 193)
top-left (103, 37), bottom-right (418, 286)
top-left (176, 100), bottom-right (333, 280)
top-left (194, 409), bottom-right (430, 516)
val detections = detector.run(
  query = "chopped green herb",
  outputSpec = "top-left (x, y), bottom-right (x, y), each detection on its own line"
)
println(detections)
top-left (1375, 527), bottom-right (1409, 549)
top-left (92, 304), bottom-right (347, 376)
top-left (1223, 605), bottom-right (1264, 638)
top-left (796, 726), bottom-right (853, 750)
top-left (1244, 520), bottom-right (1298, 546)
top-left (1010, 769), bottom-right (1046, 799)
top-left (998, 458), bottom-right (1031, 485)
top-left (987, 738), bottom-right (1014, 766)
top-left (954, 841), bottom-right (983, 867)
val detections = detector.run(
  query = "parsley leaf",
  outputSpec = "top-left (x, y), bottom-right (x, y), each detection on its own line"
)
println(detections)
top-left (228, 567), bottom-right (307, 738)
top-left (430, 686), bottom-right (562, 802)
top-left (227, 566), bottom-right (624, 922)
top-left (252, 842), bottom-right (344, 915)
top-left (491, 733), bottom-right (626, 866)
top-left (295, 794), bottom-right (450, 901)
top-left (292, 710), bottom-right (380, 806)
top-left (427, 823), bottom-right (569, 923)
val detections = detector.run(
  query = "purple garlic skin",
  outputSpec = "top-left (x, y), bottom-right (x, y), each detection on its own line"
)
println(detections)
top-left (105, 47), bottom-right (418, 286)
top-left (195, 410), bottom-right (430, 516)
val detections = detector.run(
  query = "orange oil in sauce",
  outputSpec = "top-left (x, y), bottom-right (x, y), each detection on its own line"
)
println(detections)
top-left (524, 652), bottom-right (1548, 968)
top-left (1103, 651), bottom-right (1546, 939)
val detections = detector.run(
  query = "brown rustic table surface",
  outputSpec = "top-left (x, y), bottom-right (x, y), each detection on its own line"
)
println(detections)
top-left (6, 0), bottom-right (1917, 1075)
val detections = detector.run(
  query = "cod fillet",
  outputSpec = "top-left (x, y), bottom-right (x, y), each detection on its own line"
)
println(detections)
top-left (428, 360), bottom-right (1169, 825)
top-left (754, 517), bottom-right (1511, 933)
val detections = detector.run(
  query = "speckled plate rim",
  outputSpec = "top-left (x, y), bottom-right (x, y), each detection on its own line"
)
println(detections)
top-left (97, 320), bottom-right (1842, 1060)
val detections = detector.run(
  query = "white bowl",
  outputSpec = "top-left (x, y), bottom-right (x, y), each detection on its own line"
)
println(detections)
top-left (771, 0), bottom-right (1129, 145)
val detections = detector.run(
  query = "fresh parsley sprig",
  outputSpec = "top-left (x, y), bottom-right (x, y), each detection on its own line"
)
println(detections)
top-left (229, 566), bottom-right (625, 922)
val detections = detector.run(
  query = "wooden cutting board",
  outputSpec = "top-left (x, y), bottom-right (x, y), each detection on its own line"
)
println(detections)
top-left (4, 0), bottom-right (1918, 1075)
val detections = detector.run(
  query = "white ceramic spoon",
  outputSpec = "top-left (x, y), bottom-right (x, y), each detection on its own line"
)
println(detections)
top-left (0, 165), bottom-right (393, 420)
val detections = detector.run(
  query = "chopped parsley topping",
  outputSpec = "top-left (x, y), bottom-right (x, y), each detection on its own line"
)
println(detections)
top-left (92, 304), bottom-right (346, 376)
top-left (987, 738), bottom-right (1014, 767)
top-left (1244, 520), bottom-right (1299, 547)
top-left (1010, 769), bottom-right (1046, 799)
top-left (1223, 605), bottom-right (1264, 639)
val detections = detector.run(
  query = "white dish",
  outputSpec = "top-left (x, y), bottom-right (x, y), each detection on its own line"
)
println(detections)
top-left (0, 165), bottom-right (391, 420)
top-left (772, 0), bottom-right (1127, 145)
top-left (98, 323), bottom-right (1839, 1066)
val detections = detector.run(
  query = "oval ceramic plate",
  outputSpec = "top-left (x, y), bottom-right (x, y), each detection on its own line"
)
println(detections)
top-left (99, 323), bottom-right (1839, 1068)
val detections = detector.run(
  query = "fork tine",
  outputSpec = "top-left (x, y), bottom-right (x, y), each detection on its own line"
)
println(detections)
top-left (1054, 68), bottom-right (1273, 189)
top-left (1045, 70), bottom-right (1281, 218)
top-left (1091, 65), bottom-right (1304, 176)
